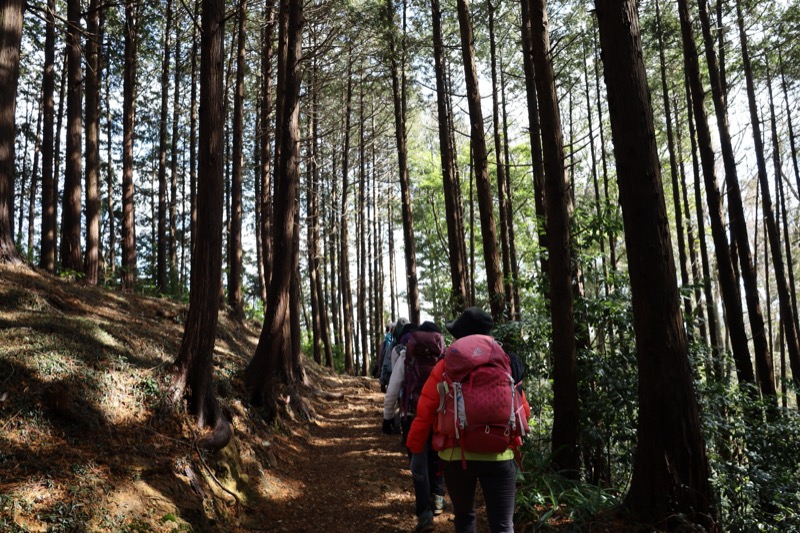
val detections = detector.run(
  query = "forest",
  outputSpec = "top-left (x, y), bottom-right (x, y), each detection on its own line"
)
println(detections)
top-left (2, 0), bottom-right (800, 530)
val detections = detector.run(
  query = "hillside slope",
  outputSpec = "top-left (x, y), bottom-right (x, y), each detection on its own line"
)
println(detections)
top-left (0, 264), bottom-right (445, 532)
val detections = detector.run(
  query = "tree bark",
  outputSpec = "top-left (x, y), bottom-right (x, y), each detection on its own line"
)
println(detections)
top-left (84, 0), bottom-right (103, 285)
top-left (171, 0), bottom-right (230, 451)
top-left (60, 0), bottom-right (83, 273)
top-left (122, 0), bottom-right (139, 291)
top-left (39, 0), bottom-right (57, 272)
top-left (677, 0), bottom-right (755, 387)
top-left (227, 0), bottom-right (246, 320)
top-left (246, 0), bottom-right (304, 411)
top-left (431, 0), bottom-right (468, 316)
top-left (529, 0), bottom-right (580, 477)
top-left (385, 0), bottom-right (421, 323)
top-left (0, 0), bottom-right (23, 264)
top-left (454, 0), bottom-right (504, 319)
top-left (595, 0), bottom-right (716, 527)
top-left (696, 0), bottom-right (771, 396)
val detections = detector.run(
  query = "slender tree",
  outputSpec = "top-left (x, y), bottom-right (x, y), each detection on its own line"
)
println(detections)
top-left (455, 0), bottom-right (504, 318)
top-left (121, 0), bottom-right (139, 290)
top-left (227, 0), bottom-right (246, 320)
top-left (384, 0), bottom-right (421, 323)
top-left (84, 0), bottom-right (103, 284)
top-left (529, 0), bottom-right (580, 476)
top-left (431, 0), bottom-right (468, 315)
top-left (39, 0), bottom-right (57, 272)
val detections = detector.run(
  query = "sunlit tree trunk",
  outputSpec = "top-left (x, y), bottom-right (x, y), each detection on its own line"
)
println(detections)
top-left (0, 0), bottom-right (23, 264)
top-left (121, 0), bottom-right (139, 291)
top-left (60, 0), bottom-right (83, 273)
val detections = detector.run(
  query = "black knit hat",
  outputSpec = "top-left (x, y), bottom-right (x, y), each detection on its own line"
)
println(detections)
top-left (417, 321), bottom-right (442, 334)
top-left (445, 307), bottom-right (493, 339)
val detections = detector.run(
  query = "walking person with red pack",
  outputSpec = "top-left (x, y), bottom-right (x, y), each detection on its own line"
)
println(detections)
top-left (382, 321), bottom-right (448, 532)
top-left (406, 308), bottom-right (531, 533)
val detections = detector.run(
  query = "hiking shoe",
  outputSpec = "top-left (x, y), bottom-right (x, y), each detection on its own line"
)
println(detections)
top-left (414, 510), bottom-right (434, 533)
top-left (433, 494), bottom-right (445, 516)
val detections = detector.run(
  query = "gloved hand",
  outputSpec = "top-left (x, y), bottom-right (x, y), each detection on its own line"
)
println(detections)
top-left (382, 418), bottom-right (394, 435)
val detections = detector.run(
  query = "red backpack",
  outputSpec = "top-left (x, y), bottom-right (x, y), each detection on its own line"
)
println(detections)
top-left (402, 330), bottom-right (445, 416)
top-left (433, 335), bottom-right (529, 457)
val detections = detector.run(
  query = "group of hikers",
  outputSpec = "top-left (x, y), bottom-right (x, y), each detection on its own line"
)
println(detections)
top-left (373, 307), bottom-right (530, 533)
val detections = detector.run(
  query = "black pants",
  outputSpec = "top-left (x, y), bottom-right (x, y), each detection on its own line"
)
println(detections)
top-left (442, 458), bottom-right (517, 533)
top-left (402, 416), bottom-right (445, 517)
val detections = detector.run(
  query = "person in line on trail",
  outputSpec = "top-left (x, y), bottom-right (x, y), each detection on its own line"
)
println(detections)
top-left (405, 307), bottom-right (531, 533)
top-left (373, 321), bottom-right (395, 386)
top-left (382, 321), bottom-right (417, 435)
top-left (382, 321), bottom-right (448, 532)
top-left (380, 317), bottom-right (409, 391)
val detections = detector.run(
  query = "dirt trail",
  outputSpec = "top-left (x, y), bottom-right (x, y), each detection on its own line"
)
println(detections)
top-left (266, 373), bottom-right (487, 533)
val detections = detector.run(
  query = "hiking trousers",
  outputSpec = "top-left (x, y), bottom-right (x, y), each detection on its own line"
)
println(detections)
top-left (442, 459), bottom-right (516, 533)
top-left (405, 417), bottom-right (445, 517)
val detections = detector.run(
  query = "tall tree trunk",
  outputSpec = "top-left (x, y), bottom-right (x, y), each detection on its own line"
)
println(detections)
top-left (307, 61), bottom-right (323, 365)
top-left (259, 0), bottom-right (275, 301)
top-left (738, 7), bottom-right (789, 398)
top-left (520, 0), bottom-right (549, 285)
top-left (385, 0), bottom-right (420, 323)
top-left (339, 51), bottom-right (355, 374)
top-left (171, 0), bottom-right (230, 452)
top-left (677, 0), bottom-right (755, 386)
top-left (595, 0), bottom-right (716, 527)
top-left (246, 0), bottom-right (304, 413)
top-left (0, 0), bottom-right (23, 264)
top-left (227, 0), bottom-right (246, 320)
top-left (84, 0), bottom-right (102, 284)
top-left (488, 0), bottom-right (512, 318)
top-left (499, 64), bottom-right (521, 318)
top-left (358, 64), bottom-right (369, 375)
top-left (39, 0), bottom-right (57, 272)
top-left (656, 0), bottom-right (693, 338)
top-left (60, 0), bottom-right (83, 273)
top-left (455, 0), bottom-right (504, 318)
top-left (28, 104), bottom-right (41, 261)
top-left (431, 0), bottom-right (468, 316)
top-left (122, 0), bottom-right (139, 291)
top-left (156, 0), bottom-right (173, 293)
top-left (696, 0), bottom-right (771, 396)
top-left (169, 11), bottom-right (182, 292)
top-left (529, 0), bottom-right (580, 477)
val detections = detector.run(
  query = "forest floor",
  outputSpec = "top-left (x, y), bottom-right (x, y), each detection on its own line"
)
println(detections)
top-left (0, 264), bottom-right (632, 532)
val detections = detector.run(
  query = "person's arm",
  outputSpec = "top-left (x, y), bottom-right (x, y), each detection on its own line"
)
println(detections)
top-left (383, 354), bottom-right (405, 420)
top-left (406, 359), bottom-right (444, 453)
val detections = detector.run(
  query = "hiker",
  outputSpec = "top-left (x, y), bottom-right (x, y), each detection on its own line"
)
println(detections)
top-left (405, 307), bottom-right (531, 533)
top-left (382, 321), bottom-right (447, 531)
top-left (381, 321), bottom-right (416, 435)
top-left (380, 317), bottom-right (409, 391)
top-left (373, 321), bottom-right (395, 385)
